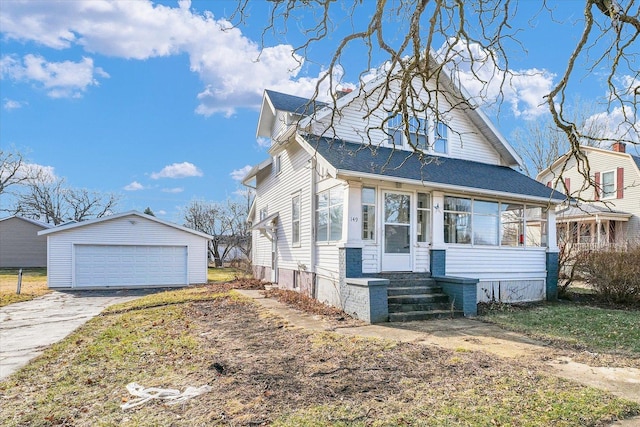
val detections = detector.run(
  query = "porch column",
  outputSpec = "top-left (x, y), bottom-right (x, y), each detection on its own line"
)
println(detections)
top-left (546, 209), bottom-right (559, 301)
top-left (431, 191), bottom-right (445, 249)
top-left (430, 191), bottom-right (447, 276)
top-left (344, 181), bottom-right (363, 247)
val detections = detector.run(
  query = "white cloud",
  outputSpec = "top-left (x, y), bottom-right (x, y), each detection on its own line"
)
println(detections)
top-left (0, 0), bottom-right (320, 114)
top-left (162, 187), bottom-right (184, 193)
top-left (124, 181), bottom-right (145, 191)
top-left (1, 54), bottom-right (108, 98)
top-left (150, 162), bottom-right (203, 179)
top-left (2, 98), bottom-right (27, 110)
top-left (583, 106), bottom-right (639, 146)
top-left (438, 39), bottom-right (555, 120)
top-left (230, 165), bottom-right (252, 181)
top-left (256, 137), bottom-right (271, 148)
top-left (2, 162), bottom-right (58, 184)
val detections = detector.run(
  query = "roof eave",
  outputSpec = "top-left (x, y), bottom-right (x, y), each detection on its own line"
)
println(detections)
top-left (335, 169), bottom-right (565, 205)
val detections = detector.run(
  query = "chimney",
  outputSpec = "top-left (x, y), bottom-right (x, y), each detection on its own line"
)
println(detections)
top-left (612, 142), bottom-right (626, 153)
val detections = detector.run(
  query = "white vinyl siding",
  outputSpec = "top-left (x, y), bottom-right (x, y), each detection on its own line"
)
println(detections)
top-left (447, 246), bottom-right (547, 303)
top-left (311, 81), bottom-right (503, 165)
top-left (44, 215), bottom-right (208, 288)
top-left (251, 143), bottom-right (313, 274)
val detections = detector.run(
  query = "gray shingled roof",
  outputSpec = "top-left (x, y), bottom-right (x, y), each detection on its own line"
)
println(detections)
top-left (265, 90), bottom-right (326, 116)
top-left (632, 154), bottom-right (640, 171)
top-left (308, 136), bottom-right (565, 202)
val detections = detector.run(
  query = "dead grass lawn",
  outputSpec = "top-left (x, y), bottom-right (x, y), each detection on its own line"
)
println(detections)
top-left (1, 281), bottom-right (638, 426)
top-left (0, 268), bottom-right (49, 307)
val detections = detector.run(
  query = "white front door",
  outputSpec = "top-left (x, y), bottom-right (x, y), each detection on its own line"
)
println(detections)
top-left (381, 191), bottom-right (412, 271)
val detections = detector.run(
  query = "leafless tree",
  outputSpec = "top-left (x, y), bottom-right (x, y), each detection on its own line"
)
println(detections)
top-left (12, 174), bottom-right (120, 225)
top-left (511, 99), bottom-right (611, 178)
top-left (183, 198), bottom-right (253, 267)
top-left (233, 0), bottom-right (639, 183)
top-left (0, 148), bottom-right (34, 196)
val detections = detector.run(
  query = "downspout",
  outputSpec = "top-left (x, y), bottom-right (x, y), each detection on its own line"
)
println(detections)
top-left (310, 157), bottom-right (317, 298)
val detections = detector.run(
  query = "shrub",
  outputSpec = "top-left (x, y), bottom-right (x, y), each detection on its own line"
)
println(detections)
top-left (576, 246), bottom-right (640, 305)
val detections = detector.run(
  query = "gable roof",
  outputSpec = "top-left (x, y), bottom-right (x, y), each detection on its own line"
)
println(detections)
top-left (537, 145), bottom-right (640, 180)
top-left (38, 210), bottom-right (213, 239)
top-left (0, 215), bottom-right (53, 229)
top-left (297, 58), bottom-right (523, 168)
top-left (257, 90), bottom-right (327, 138)
top-left (302, 136), bottom-right (565, 203)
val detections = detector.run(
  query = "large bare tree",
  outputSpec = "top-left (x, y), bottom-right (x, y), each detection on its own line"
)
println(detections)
top-left (234, 0), bottom-right (639, 183)
top-left (12, 176), bottom-right (119, 225)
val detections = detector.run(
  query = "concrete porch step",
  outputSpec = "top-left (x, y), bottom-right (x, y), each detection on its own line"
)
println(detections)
top-left (387, 293), bottom-right (450, 305)
top-left (389, 309), bottom-right (464, 322)
top-left (387, 286), bottom-right (443, 296)
top-left (388, 302), bottom-right (453, 313)
top-left (385, 278), bottom-right (437, 288)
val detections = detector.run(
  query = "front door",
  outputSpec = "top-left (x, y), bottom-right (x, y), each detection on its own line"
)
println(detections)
top-left (382, 191), bottom-right (412, 271)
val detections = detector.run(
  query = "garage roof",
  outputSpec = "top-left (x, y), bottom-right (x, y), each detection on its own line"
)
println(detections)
top-left (38, 210), bottom-right (213, 239)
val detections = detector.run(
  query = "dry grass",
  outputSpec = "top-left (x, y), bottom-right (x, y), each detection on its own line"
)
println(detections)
top-left (0, 268), bottom-right (49, 307)
top-left (1, 282), bottom-right (638, 426)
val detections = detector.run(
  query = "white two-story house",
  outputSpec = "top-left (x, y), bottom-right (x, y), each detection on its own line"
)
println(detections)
top-left (537, 143), bottom-right (640, 250)
top-left (244, 69), bottom-right (564, 323)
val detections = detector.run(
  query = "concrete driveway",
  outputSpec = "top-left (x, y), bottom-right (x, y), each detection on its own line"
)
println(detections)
top-left (0, 289), bottom-right (160, 380)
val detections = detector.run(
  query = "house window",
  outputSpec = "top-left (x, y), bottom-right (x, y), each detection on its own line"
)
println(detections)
top-left (417, 193), bottom-right (431, 243)
top-left (501, 204), bottom-right (524, 246)
top-left (259, 206), bottom-right (268, 221)
top-left (362, 187), bottom-right (376, 240)
top-left (433, 120), bottom-right (448, 154)
top-left (601, 170), bottom-right (615, 199)
top-left (525, 207), bottom-right (547, 247)
top-left (316, 186), bottom-right (343, 242)
top-left (388, 113), bottom-right (428, 150)
top-left (444, 196), bottom-right (546, 247)
top-left (292, 194), bottom-right (300, 245)
top-left (388, 113), bottom-right (448, 154)
top-left (275, 154), bottom-right (282, 175)
top-left (444, 196), bottom-right (472, 244)
top-left (473, 200), bottom-right (499, 246)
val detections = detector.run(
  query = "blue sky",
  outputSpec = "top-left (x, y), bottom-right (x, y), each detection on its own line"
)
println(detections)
top-left (1, 0), bottom-right (637, 222)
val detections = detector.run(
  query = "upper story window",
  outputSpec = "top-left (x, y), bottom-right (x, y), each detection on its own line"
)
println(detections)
top-left (601, 170), bottom-right (615, 199)
top-left (434, 120), bottom-right (448, 154)
top-left (259, 206), bottom-right (268, 221)
top-left (274, 154), bottom-right (282, 175)
top-left (388, 113), bottom-right (448, 154)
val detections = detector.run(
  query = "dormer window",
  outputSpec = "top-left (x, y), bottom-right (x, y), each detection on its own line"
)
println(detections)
top-left (388, 113), bottom-right (448, 154)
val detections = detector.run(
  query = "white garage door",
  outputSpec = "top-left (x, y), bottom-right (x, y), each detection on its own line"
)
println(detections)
top-left (75, 245), bottom-right (188, 287)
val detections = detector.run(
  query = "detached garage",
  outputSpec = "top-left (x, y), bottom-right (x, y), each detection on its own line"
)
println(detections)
top-left (38, 211), bottom-right (212, 289)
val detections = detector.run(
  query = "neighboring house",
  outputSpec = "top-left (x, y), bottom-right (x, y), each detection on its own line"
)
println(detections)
top-left (244, 70), bottom-right (564, 323)
top-left (38, 210), bottom-right (212, 289)
top-left (537, 143), bottom-right (640, 250)
top-left (0, 216), bottom-right (52, 268)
